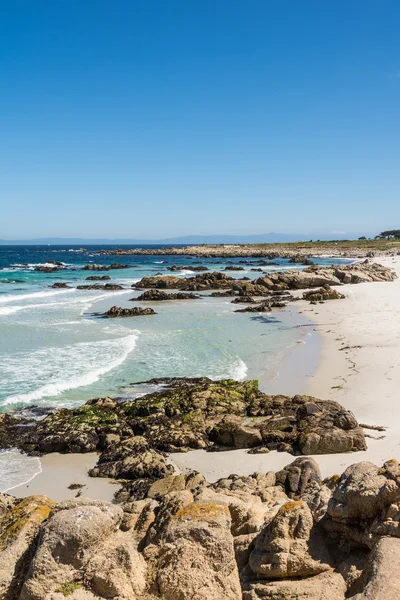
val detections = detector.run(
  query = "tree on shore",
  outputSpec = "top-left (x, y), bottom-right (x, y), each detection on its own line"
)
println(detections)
top-left (375, 230), bottom-right (400, 240)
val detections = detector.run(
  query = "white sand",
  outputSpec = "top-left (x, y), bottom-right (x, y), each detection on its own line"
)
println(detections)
top-left (171, 256), bottom-right (400, 480)
top-left (11, 452), bottom-right (120, 502)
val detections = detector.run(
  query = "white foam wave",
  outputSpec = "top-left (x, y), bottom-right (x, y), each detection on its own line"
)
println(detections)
top-left (0, 288), bottom-right (74, 304)
top-left (0, 301), bottom-right (68, 316)
top-left (0, 450), bottom-right (42, 493)
top-left (2, 333), bottom-right (138, 405)
top-left (230, 357), bottom-right (248, 381)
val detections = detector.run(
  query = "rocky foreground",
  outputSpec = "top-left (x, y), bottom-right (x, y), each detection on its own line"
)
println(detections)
top-left (2, 456), bottom-right (400, 599)
top-left (1, 380), bottom-right (398, 599)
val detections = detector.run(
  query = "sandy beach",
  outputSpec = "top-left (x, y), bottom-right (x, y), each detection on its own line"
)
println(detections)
top-left (171, 256), bottom-right (400, 480)
top-left (10, 452), bottom-right (119, 502)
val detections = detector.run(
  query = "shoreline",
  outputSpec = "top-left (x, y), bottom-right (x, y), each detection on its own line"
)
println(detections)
top-left (7, 256), bottom-right (399, 499)
top-left (7, 452), bottom-right (118, 502)
top-left (172, 255), bottom-right (400, 480)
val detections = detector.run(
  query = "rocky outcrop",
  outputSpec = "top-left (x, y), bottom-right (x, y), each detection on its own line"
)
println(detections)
top-left (0, 380), bottom-right (366, 489)
top-left (50, 282), bottom-right (71, 288)
top-left (77, 284), bottom-right (124, 290)
top-left (235, 301), bottom-right (285, 313)
top-left (133, 263), bottom-right (395, 295)
top-left (4, 458), bottom-right (400, 599)
top-left (135, 272), bottom-right (235, 290)
top-left (85, 275), bottom-right (111, 280)
top-left (101, 306), bottom-right (156, 318)
top-left (132, 290), bottom-right (200, 301)
top-left (303, 285), bottom-right (345, 302)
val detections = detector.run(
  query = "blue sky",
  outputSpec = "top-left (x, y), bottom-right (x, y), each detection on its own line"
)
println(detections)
top-left (1, 0), bottom-right (399, 239)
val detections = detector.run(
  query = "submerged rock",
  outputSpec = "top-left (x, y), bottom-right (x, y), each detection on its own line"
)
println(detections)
top-left (82, 263), bottom-right (130, 270)
top-left (77, 283), bottom-right (124, 290)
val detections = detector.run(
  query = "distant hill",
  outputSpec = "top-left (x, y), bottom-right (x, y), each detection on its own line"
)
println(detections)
top-left (0, 232), bottom-right (365, 245)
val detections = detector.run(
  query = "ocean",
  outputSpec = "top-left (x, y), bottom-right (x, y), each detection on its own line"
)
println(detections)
top-left (0, 245), bottom-right (350, 490)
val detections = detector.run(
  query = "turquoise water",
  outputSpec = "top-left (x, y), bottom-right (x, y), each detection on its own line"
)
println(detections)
top-left (0, 245), bottom-right (349, 490)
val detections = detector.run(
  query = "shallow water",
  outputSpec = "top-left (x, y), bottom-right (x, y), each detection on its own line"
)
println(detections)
top-left (0, 245), bottom-right (349, 490)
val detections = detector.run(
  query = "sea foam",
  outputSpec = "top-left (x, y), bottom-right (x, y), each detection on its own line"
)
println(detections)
top-left (2, 333), bottom-right (138, 405)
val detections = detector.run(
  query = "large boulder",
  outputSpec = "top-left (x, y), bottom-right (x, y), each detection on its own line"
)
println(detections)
top-left (328, 461), bottom-right (400, 522)
top-left (276, 457), bottom-right (322, 499)
top-left (248, 500), bottom-right (332, 579)
top-left (156, 501), bottom-right (242, 600)
top-left (20, 499), bottom-right (146, 600)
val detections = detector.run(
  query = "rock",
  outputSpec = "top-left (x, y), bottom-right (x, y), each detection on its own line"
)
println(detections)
top-left (50, 282), bottom-right (71, 288)
top-left (20, 498), bottom-right (146, 600)
top-left (100, 305), bottom-right (156, 318)
top-left (85, 275), bottom-right (111, 280)
top-left (209, 415), bottom-right (263, 448)
top-left (82, 263), bottom-right (130, 270)
top-left (248, 500), bottom-right (332, 578)
top-left (134, 275), bottom-right (183, 289)
top-left (168, 264), bottom-right (208, 271)
top-left (350, 538), bottom-right (400, 599)
top-left (303, 285), bottom-right (345, 302)
top-left (337, 549), bottom-right (369, 596)
top-left (224, 265), bottom-right (245, 271)
top-left (302, 482), bottom-right (332, 523)
top-left (235, 301), bottom-right (285, 313)
top-left (242, 571), bottom-right (346, 599)
top-left (34, 266), bottom-right (61, 272)
top-left (89, 436), bottom-right (174, 480)
top-left (135, 272), bottom-right (235, 290)
top-left (288, 254), bottom-right (313, 264)
top-left (0, 495), bottom-right (55, 599)
top-left (275, 457), bottom-right (322, 498)
top-left (147, 472), bottom-right (207, 499)
top-left (327, 461), bottom-right (400, 522)
top-left (76, 283), bottom-right (124, 290)
top-left (84, 533), bottom-right (146, 599)
top-left (231, 296), bottom-right (257, 303)
top-left (132, 289), bottom-right (200, 301)
top-left (156, 501), bottom-right (242, 600)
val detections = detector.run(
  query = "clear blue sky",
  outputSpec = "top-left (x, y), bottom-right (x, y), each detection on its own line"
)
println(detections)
top-left (1, 0), bottom-right (399, 239)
